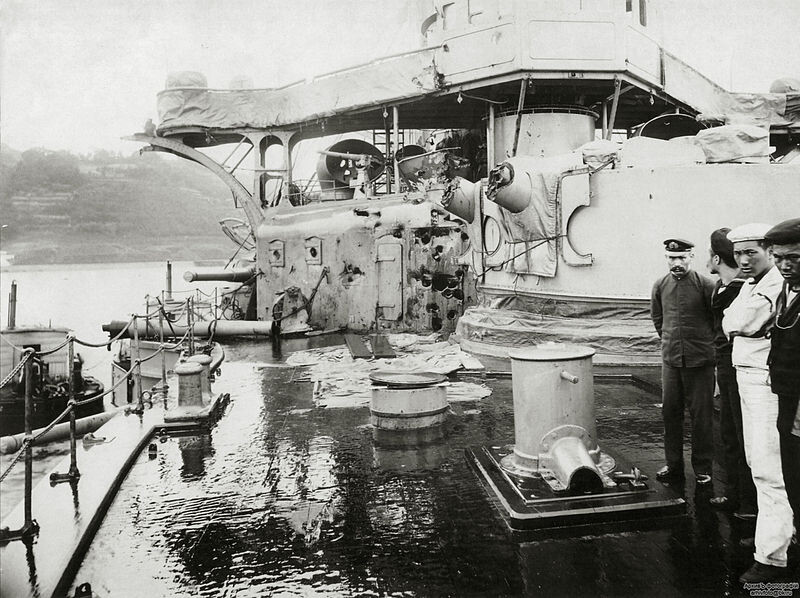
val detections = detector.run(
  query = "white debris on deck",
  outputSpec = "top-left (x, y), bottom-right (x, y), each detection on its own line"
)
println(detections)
top-left (286, 334), bottom-right (491, 408)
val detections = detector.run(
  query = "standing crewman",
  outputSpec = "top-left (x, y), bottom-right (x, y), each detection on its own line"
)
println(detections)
top-left (706, 229), bottom-right (757, 518)
top-left (764, 218), bottom-right (800, 542)
top-left (723, 223), bottom-right (793, 584)
top-left (651, 238), bottom-right (716, 485)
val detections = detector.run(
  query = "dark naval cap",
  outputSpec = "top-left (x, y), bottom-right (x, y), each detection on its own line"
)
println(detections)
top-left (710, 228), bottom-right (733, 257)
top-left (764, 218), bottom-right (800, 245)
top-left (663, 238), bottom-right (694, 253)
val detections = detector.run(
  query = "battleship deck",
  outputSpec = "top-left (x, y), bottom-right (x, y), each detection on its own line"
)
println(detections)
top-left (0, 336), bottom-right (785, 596)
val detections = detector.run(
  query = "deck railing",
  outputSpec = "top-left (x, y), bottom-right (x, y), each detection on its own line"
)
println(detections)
top-left (0, 302), bottom-right (195, 544)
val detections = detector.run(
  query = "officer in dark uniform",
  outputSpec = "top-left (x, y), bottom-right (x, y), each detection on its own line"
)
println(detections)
top-left (650, 238), bottom-right (717, 484)
top-left (764, 218), bottom-right (800, 533)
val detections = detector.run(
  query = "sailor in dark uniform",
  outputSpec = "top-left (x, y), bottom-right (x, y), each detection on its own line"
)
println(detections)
top-left (650, 238), bottom-right (716, 484)
top-left (765, 218), bottom-right (800, 537)
top-left (706, 228), bottom-right (757, 516)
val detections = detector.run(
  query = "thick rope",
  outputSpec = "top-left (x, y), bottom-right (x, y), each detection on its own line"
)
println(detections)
top-left (31, 406), bottom-right (73, 442)
top-left (0, 349), bottom-right (34, 390)
top-left (162, 328), bottom-right (191, 350)
top-left (0, 445), bottom-right (27, 484)
top-left (73, 316), bottom-right (135, 348)
top-left (28, 336), bottom-right (70, 357)
top-left (0, 335), bottom-right (69, 355)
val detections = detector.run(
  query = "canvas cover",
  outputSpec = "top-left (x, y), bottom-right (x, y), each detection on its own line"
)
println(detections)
top-left (617, 136), bottom-right (706, 168)
top-left (494, 153), bottom-right (584, 278)
top-left (456, 306), bottom-right (659, 359)
top-left (662, 52), bottom-right (798, 129)
top-left (156, 39), bottom-right (799, 134)
top-left (158, 49), bottom-right (439, 130)
top-left (695, 124), bottom-right (771, 163)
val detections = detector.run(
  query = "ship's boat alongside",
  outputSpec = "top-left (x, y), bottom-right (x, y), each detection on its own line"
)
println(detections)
top-left (0, 327), bottom-right (104, 434)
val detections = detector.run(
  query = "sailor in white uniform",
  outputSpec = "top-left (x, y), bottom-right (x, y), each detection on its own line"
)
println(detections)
top-left (723, 222), bottom-right (793, 584)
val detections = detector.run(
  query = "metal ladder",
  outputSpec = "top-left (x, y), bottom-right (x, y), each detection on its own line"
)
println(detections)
top-left (371, 128), bottom-right (405, 194)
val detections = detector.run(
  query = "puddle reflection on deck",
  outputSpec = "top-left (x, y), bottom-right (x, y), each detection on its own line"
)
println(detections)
top-left (69, 341), bottom-right (753, 596)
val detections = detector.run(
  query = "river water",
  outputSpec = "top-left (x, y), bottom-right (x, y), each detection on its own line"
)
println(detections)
top-left (0, 261), bottom-right (223, 517)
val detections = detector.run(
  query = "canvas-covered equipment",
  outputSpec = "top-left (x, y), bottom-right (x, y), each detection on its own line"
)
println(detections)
top-left (696, 125), bottom-right (771, 163)
top-left (157, 50), bottom-right (439, 131)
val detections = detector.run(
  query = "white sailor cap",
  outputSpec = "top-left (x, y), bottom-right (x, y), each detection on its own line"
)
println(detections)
top-left (727, 223), bottom-right (773, 244)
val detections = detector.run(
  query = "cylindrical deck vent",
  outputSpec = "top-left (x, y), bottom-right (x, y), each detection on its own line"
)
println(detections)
top-left (369, 371), bottom-right (448, 431)
top-left (506, 343), bottom-right (598, 474)
top-left (494, 108), bottom-right (597, 160)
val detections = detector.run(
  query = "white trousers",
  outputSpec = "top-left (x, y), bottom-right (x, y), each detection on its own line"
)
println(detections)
top-left (737, 367), bottom-right (794, 567)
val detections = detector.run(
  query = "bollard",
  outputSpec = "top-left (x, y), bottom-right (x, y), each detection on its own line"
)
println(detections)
top-left (175, 362), bottom-right (205, 408)
top-left (187, 354), bottom-right (213, 405)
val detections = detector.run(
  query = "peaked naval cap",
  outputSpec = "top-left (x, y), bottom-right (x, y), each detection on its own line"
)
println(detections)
top-left (663, 238), bottom-right (694, 254)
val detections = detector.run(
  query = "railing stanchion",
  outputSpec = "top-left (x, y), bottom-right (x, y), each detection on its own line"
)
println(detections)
top-left (68, 337), bottom-right (78, 476)
top-left (187, 298), bottom-right (195, 356)
top-left (133, 315), bottom-right (142, 407)
top-left (166, 261), bottom-right (173, 301)
top-left (51, 337), bottom-right (82, 484)
top-left (0, 351), bottom-right (40, 542)
top-left (68, 396), bottom-right (78, 475)
top-left (23, 357), bottom-right (33, 530)
top-left (159, 297), bottom-right (167, 393)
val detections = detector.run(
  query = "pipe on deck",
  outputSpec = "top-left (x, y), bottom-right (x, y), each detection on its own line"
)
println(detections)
top-left (0, 409), bottom-right (124, 454)
top-left (102, 319), bottom-right (274, 340)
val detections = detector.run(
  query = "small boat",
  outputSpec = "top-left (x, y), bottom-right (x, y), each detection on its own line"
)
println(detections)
top-left (0, 326), bottom-right (104, 435)
top-left (0, 281), bottom-right (104, 435)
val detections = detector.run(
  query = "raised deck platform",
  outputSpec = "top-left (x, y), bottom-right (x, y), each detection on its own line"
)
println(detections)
top-left (467, 444), bottom-right (684, 532)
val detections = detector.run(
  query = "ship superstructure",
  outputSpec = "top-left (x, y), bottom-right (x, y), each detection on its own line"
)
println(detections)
top-left (134, 0), bottom-right (799, 360)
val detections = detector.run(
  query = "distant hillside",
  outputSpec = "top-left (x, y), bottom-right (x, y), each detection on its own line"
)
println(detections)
top-left (0, 147), bottom-right (245, 264)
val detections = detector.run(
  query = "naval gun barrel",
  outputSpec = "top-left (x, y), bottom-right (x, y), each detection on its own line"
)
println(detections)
top-left (183, 268), bottom-right (255, 283)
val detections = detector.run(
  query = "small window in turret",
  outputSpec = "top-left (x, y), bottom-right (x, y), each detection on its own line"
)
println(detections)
top-left (639, 0), bottom-right (647, 26)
